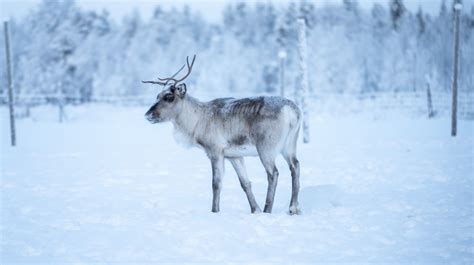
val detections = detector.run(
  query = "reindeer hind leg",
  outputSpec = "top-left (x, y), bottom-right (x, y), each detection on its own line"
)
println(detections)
top-left (229, 157), bottom-right (261, 213)
top-left (257, 143), bottom-right (279, 213)
top-left (282, 123), bottom-right (301, 215)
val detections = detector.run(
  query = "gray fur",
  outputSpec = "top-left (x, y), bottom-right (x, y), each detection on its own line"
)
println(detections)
top-left (145, 86), bottom-right (301, 214)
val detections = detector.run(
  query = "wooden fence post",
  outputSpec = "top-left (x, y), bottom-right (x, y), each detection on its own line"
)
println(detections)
top-left (426, 81), bottom-right (435, 118)
top-left (451, 0), bottom-right (462, 136)
top-left (4, 21), bottom-right (16, 146)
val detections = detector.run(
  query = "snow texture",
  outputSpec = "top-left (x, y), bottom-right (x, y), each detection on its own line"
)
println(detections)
top-left (1, 105), bottom-right (473, 264)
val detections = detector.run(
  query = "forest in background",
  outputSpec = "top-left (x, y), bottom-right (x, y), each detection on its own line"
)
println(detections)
top-left (0, 0), bottom-right (473, 113)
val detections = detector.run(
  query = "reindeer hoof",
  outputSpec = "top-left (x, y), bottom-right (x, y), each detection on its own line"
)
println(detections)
top-left (252, 207), bottom-right (262, 214)
top-left (289, 206), bottom-right (301, 215)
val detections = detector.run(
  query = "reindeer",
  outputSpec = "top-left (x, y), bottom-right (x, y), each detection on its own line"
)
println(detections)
top-left (143, 55), bottom-right (302, 214)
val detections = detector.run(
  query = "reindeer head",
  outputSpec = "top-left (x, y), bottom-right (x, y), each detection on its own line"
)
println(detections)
top-left (143, 55), bottom-right (195, 123)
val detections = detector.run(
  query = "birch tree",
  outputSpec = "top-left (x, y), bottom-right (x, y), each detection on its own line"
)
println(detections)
top-left (297, 18), bottom-right (310, 143)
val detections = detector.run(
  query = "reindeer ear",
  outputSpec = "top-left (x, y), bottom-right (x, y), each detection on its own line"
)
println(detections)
top-left (175, 83), bottom-right (187, 98)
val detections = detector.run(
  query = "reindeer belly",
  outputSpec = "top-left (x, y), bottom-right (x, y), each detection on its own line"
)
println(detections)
top-left (223, 144), bottom-right (258, 157)
top-left (222, 133), bottom-right (258, 157)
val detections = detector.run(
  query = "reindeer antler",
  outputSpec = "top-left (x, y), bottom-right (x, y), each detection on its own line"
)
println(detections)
top-left (142, 55), bottom-right (196, 86)
top-left (141, 61), bottom-right (187, 86)
top-left (157, 55), bottom-right (196, 85)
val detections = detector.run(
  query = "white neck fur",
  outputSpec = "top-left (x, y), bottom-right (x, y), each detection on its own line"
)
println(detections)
top-left (172, 96), bottom-right (205, 146)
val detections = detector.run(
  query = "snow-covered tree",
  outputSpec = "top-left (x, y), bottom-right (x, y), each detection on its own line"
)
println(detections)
top-left (390, 0), bottom-right (406, 31)
top-left (0, 0), bottom-right (472, 111)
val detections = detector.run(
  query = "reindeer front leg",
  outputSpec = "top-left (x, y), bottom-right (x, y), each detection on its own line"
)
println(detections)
top-left (210, 155), bottom-right (224, 213)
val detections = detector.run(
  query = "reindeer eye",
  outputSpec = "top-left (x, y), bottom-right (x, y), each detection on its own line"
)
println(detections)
top-left (163, 94), bottom-right (175, 102)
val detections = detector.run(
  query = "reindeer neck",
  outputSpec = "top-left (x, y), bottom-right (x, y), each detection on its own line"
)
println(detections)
top-left (173, 95), bottom-right (206, 138)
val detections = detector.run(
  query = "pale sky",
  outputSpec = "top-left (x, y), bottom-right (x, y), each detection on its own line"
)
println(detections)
top-left (1, 0), bottom-right (473, 23)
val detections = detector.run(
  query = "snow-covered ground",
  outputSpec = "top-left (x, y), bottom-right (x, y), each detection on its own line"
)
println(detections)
top-left (1, 104), bottom-right (473, 264)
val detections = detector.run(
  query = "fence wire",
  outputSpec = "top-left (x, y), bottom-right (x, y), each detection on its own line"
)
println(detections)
top-left (0, 90), bottom-right (473, 120)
